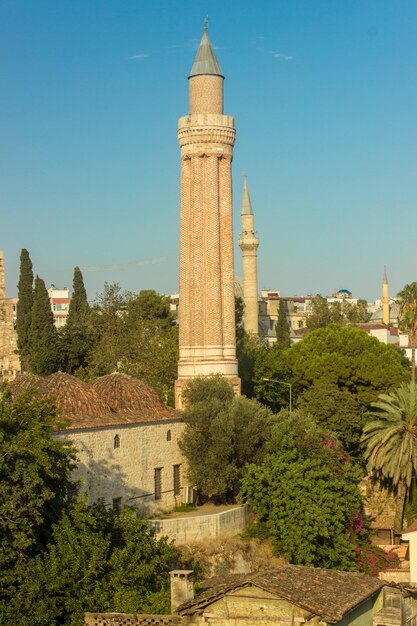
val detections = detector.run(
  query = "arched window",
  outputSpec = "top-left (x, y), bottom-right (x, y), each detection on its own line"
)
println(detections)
top-left (166, 430), bottom-right (172, 442)
top-left (114, 434), bottom-right (120, 449)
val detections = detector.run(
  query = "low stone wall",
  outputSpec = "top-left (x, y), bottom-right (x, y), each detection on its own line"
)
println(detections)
top-left (148, 504), bottom-right (249, 544)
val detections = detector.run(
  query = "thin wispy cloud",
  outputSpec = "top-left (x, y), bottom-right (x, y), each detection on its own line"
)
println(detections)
top-left (81, 256), bottom-right (166, 273)
top-left (256, 36), bottom-right (265, 41)
top-left (268, 50), bottom-right (293, 61)
top-left (129, 53), bottom-right (149, 60)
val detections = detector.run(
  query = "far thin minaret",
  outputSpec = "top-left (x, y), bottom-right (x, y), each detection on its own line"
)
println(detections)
top-left (0, 250), bottom-right (5, 300)
top-left (382, 267), bottom-right (390, 325)
top-left (238, 176), bottom-right (259, 335)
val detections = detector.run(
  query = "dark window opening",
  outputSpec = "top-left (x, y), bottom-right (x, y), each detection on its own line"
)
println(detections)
top-left (173, 464), bottom-right (181, 496)
top-left (167, 430), bottom-right (172, 441)
top-left (114, 434), bottom-right (120, 449)
top-left (154, 468), bottom-right (162, 500)
top-left (112, 497), bottom-right (122, 515)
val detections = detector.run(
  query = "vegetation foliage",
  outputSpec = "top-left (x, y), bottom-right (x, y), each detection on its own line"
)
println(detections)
top-left (0, 386), bottom-right (179, 625)
top-left (362, 383), bottom-right (417, 529)
top-left (241, 410), bottom-right (368, 571)
top-left (179, 376), bottom-right (277, 502)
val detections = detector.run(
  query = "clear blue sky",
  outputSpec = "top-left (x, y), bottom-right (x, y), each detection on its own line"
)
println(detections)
top-left (1, 0), bottom-right (416, 301)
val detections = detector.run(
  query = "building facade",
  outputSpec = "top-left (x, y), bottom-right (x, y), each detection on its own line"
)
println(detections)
top-left (175, 24), bottom-right (240, 408)
top-left (12, 372), bottom-right (187, 515)
top-left (0, 250), bottom-right (21, 381)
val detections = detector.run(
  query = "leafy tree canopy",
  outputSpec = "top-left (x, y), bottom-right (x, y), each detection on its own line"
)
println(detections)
top-left (306, 295), bottom-right (343, 330)
top-left (297, 383), bottom-right (368, 459)
top-left (256, 324), bottom-right (409, 409)
top-left (241, 410), bottom-right (365, 570)
top-left (237, 332), bottom-right (265, 398)
top-left (87, 287), bottom-right (178, 404)
top-left (0, 386), bottom-right (76, 597)
top-left (179, 376), bottom-right (277, 502)
top-left (4, 502), bottom-right (177, 625)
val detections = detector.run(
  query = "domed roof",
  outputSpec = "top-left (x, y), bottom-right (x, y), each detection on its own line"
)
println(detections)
top-left (10, 371), bottom-right (178, 429)
top-left (10, 373), bottom-right (45, 398)
top-left (90, 372), bottom-right (176, 420)
top-left (42, 372), bottom-right (111, 418)
top-left (11, 371), bottom-right (110, 419)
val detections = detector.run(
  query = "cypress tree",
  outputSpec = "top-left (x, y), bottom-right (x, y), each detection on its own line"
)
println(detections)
top-left (28, 276), bottom-right (60, 375)
top-left (61, 267), bottom-right (93, 374)
top-left (16, 249), bottom-right (34, 371)
top-left (275, 299), bottom-right (291, 351)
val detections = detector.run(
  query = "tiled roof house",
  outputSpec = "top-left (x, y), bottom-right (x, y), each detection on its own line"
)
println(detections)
top-left (11, 372), bottom-right (186, 514)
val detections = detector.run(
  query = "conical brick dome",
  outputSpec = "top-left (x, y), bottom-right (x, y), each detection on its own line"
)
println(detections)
top-left (10, 373), bottom-right (45, 398)
top-left (90, 372), bottom-right (176, 420)
top-left (41, 372), bottom-right (110, 418)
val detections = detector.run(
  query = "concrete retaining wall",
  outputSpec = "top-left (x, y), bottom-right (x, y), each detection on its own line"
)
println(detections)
top-left (148, 504), bottom-right (249, 544)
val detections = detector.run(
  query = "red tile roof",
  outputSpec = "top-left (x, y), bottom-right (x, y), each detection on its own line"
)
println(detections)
top-left (177, 566), bottom-right (384, 623)
top-left (11, 371), bottom-right (179, 430)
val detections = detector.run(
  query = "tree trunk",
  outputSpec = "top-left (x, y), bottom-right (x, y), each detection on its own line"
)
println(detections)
top-left (394, 482), bottom-right (407, 532)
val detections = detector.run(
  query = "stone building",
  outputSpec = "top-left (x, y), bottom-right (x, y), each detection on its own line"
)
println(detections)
top-left (85, 565), bottom-right (417, 626)
top-left (239, 176), bottom-right (259, 336)
top-left (0, 250), bottom-right (20, 381)
top-left (11, 371), bottom-right (186, 514)
top-left (175, 23), bottom-right (240, 408)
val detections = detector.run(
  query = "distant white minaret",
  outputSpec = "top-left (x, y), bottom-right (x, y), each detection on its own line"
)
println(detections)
top-left (382, 267), bottom-right (390, 325)
top-left (0, 250), bottom-right (5, 300)
top-left (238, 176), bottom-right (259, 335)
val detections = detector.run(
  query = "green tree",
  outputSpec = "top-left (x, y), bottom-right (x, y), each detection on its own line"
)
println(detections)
top-left (87, 283), bottom-right (131, 377)
top-left (306, 295), bottom-right (346, 331)
top-left (253, 343), bottom-right (291, 412)
top-left (235, 295), bottom-right (245, 343)
top-left (241, 410), bottom-right (365, 570)
top-left (297, 383), bottom-right (368, 459)
top-left (237, 332), bottom-right (265, 398)
top-left (345, 299), bottom-right (370, 324)
top-left (362, 383), bottom-right (417, 530)
top-left (283, 324), bottom-right (409, 406)
top-left (0, 386), bottom-right (76, 605)
top-left (119, 291), bottom-right (178, 405)
top-left (16, 248), bottom-right (34, 371)
top-left (28, 276), bottom-right (60, 374)
top-left (4, 503), bottom-right (177, 626)
top-left (179, 376), bottom-right (276, 501)
top-left (275, 299), bottom-right (291, 351)
top-left (397, 282), bottom-right (417, 383)
top-left (61, 267), bottom-right (94, 375)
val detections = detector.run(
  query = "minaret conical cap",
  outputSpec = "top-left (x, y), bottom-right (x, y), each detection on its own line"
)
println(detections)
top-left (383, 266), bottom-right (388, 284)
top-left (241, 175), bottom-right (253, 215)
top-left (189, 23), bottom-right (223, 78)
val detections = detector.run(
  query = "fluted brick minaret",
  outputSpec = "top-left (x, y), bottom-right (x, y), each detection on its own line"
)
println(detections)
top-left (382, 266), bottom-right (390, 325)
top-left (175, 24), bottom-right (240, 408)
top-left (238, 176), bottom-right (259, 335)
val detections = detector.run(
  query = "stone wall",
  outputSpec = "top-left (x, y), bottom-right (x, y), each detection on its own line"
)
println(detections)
top-left (57, 420), bottom-right (187, 515)
top-left (148, 504), bottom-right (249, 544)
